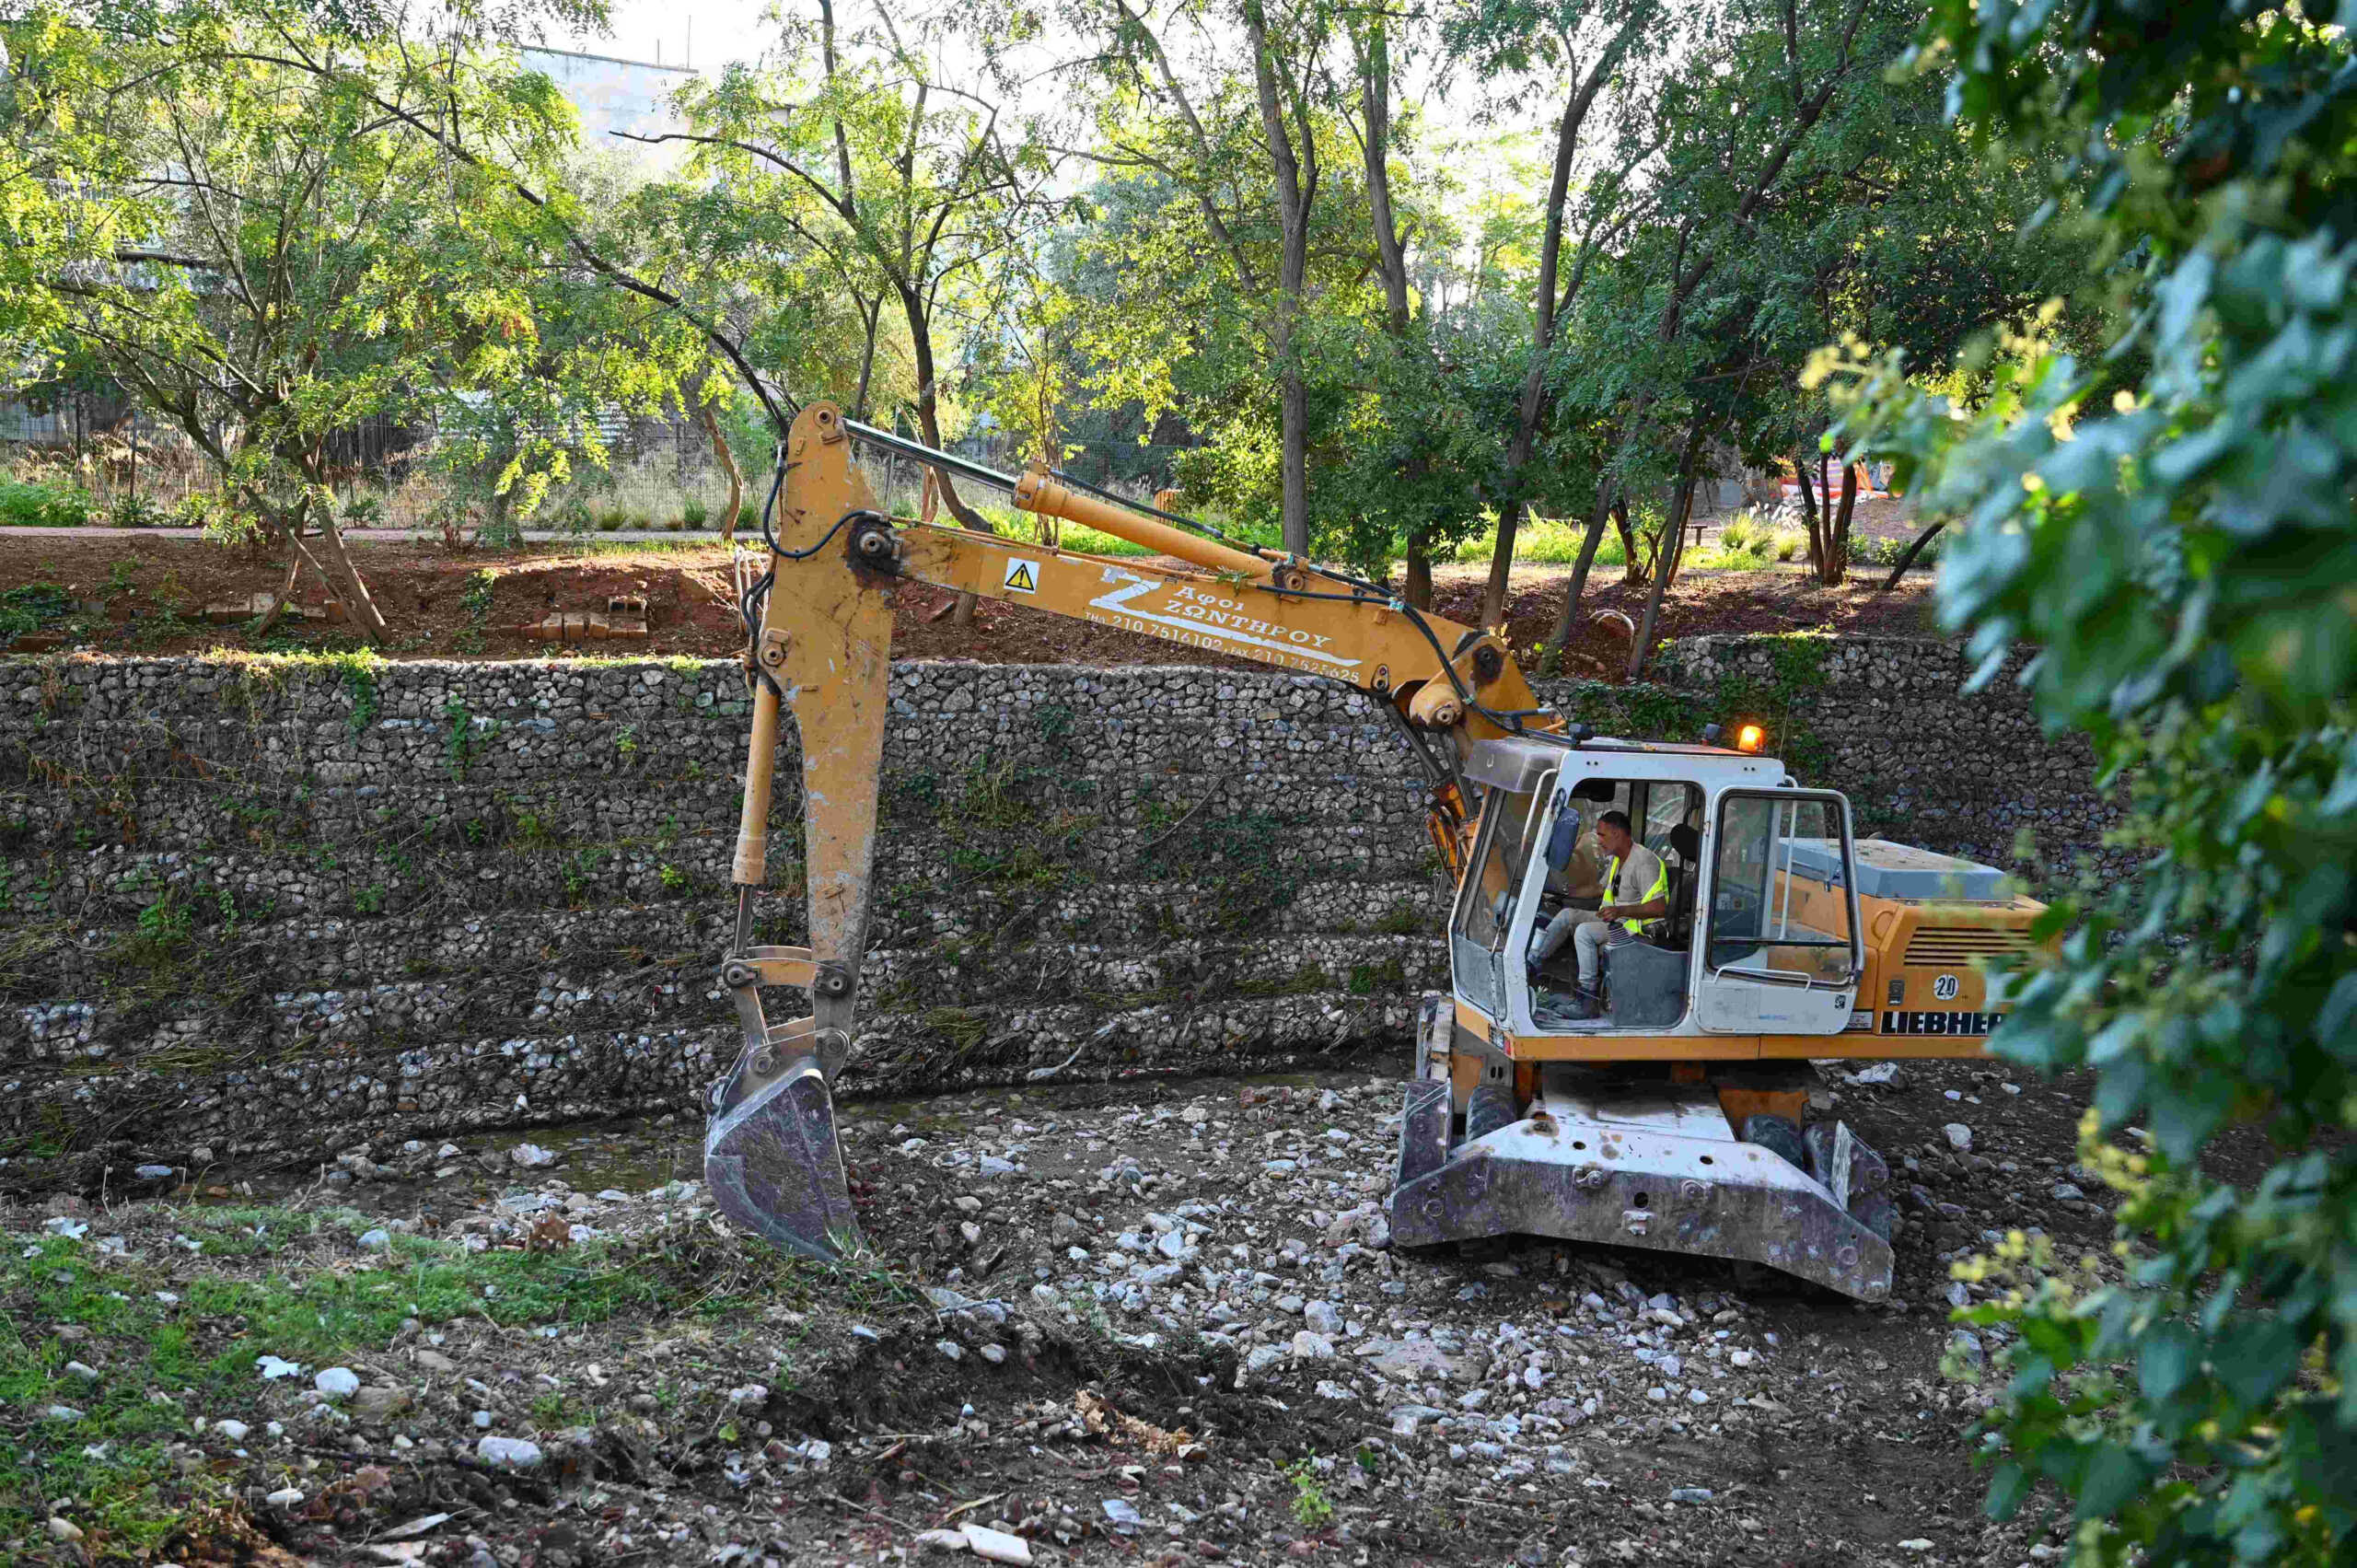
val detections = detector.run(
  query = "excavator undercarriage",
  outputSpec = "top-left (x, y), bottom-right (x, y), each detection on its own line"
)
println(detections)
top-left (705, 403), bottom-right (2037, 1299)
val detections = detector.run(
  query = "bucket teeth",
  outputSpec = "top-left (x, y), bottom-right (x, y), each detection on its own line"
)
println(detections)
top-left (704, 1055), bottom-right (863, 1260)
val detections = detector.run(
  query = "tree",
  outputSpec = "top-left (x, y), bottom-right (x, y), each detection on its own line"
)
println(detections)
top-left (1062, 0), bottom-right (1369, 558)
top-left (652, 0), bottom-right (1054, 527)
top-left (0, 2), bottom-right (712, 636)
top-left (1443, 0), bottom-right (1676, 628)
top-left (1828, 3), bottom-right (2357, 1562)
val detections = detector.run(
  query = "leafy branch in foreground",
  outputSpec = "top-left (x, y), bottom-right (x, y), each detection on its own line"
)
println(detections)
top-left (1820, 2), bottom-right (2357, 1562)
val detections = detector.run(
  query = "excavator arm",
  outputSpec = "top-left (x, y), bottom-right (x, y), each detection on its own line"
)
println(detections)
top-left (706, 401), bottom-right (1548, 1258)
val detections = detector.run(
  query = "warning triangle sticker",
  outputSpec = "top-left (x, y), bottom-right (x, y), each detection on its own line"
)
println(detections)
top-left (1003, 559), bottom-right (1039, 594)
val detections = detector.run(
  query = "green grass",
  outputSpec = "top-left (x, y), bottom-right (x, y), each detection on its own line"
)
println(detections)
top-left (0, 1206), bottom-right (911, 1554)
top-left (1446, 516), bottom-right (1631, 567)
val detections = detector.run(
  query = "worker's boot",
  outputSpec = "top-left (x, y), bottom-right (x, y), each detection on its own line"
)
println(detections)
top-left (1568, 981), bottom-right (1603, 1021)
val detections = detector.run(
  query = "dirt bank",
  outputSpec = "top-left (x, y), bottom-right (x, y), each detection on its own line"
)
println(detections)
top-left (0, 536), bottom-right (1939, 679)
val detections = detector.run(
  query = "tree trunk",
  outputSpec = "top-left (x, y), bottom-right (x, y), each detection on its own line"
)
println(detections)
top-left (1613, 496), bottom-right (1641, 585)
top-left (695, 390), bottom-right (745, 543)
top-left (1794, 455), bottom-right (1823, 577)
top-left (1245, 0), bottom-right (1314, 557)
top-left (901, 288), bottom-right (986, 532)
top-left (1824, 460), bottom-right (1858, 585)
top-left (1541, 473), bottom-right (1621, 666)
top-left (1480, 3), bottom-right (1655, 628)
top-left (288, 466), bottom-right (389, 642)
top-left (851, 294), bottom-right (884, 424)
top-left (1403, 533), bottom-right (1434, 610)
top-left (307, 513), bottom-right (389, 642)
top-left (1484, 86), bottom-right (1586, 629)
top-left (1356, 18), bottom-right (1410, 338)
top-left (1879, 519), bottom-right (1944, 588)
top-left (897, 285), bottom-right (988, 626)
top-left (1627, 425), bottom-right (1709, 680)
top-left (252, 548), bottom-right (303, 638)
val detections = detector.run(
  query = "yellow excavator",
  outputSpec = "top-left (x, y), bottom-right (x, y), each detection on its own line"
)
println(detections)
top-left (706, 403), bottom-right (2040, 1299)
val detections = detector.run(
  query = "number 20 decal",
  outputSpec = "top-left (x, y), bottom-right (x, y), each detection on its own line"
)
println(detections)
top-left (1933, 973), bottom-right (1960, 1001)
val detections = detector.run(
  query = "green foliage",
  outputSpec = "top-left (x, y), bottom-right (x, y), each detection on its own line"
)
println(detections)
top-left (455, 568), bottom-right (496, 652)
top-left (0, 480), bottom-right (98, 528)
top-left (1283, 1457), bottom-right (1334, 1528)
top-left (320, 649), bottom-right (381, 735)
top-left (1825, 3), bottom-right (2357, 1562)
top-left (0, 1211), bottom-right (899, 1551)
top-left (442, 697), bottom-right (476, 781)
top-left (0, 582), bottom-right (73, 643)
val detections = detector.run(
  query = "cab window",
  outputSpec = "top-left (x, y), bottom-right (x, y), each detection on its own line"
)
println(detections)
top-left (1457, 787), bottom-right (1535, 950)
top-left (1709, 794), bottom-right (1856, 984)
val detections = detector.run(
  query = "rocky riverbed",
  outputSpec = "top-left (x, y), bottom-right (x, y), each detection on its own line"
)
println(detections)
top-left (3, 1052), bottom-right (2118, 1566)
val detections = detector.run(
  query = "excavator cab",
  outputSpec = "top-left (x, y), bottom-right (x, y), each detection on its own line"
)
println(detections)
top-left (1446, 737), bottom-right (1864, 1042)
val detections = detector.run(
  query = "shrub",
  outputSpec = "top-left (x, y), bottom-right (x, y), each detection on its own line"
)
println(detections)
top-left (341, 491), bottom-right (386, 525)
top-left (109, 494), bottom-right (164, 529)
top-left (681, 497), bottom-right (709, 528)
top-left (168, 493), bottom-right (226, 530)
top-left (0, 480), bottom-right (98, 528)
top-left (1828, 1), bottom-right (2357, 1559)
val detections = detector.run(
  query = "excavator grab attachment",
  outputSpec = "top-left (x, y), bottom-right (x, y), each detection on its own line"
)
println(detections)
top-left (705, 404), bottom-right (893, 1259)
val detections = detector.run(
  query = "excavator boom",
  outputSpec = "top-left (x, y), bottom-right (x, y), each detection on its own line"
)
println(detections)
top-left (706, 403), bottom-right (1535, 1258)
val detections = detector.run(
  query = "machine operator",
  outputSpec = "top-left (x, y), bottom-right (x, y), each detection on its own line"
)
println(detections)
top-left (1527, 810), bottom-right (1669, 1018)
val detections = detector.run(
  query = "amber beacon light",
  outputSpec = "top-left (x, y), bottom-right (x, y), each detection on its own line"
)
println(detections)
top-left (1735, 723), bottom-right (1766, 753)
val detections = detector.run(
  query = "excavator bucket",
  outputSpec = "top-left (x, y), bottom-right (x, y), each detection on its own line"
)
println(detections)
top-left (706, 1057), bottom-right (860, 1259)
top-left (704, 404), bottom-right (895, 1260)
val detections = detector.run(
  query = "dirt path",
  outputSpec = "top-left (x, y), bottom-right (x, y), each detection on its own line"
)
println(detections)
top-left (0, 535), bottom-right (1940, 678)
top-left (3, 1050), bottom-right (2097, 1566)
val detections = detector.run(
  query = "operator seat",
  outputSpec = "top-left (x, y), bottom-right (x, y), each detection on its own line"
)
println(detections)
top-left (1662, 823), bottom-right (1701, 947)
top-left (1596, 821), bottom-right (1704, 1028)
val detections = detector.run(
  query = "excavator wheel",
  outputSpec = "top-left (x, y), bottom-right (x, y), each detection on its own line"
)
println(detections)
top-left (1463, 1084), bottom-right (1522, 1144)
top-left (1740, 1112), bottom-right (1806, 1169)
top-left (1447, 1085), bottom-right (1522, 1260)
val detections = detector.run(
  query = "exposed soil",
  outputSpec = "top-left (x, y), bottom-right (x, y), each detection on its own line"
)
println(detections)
top-left (5, 1050), bottom-right (2123, 1568)
top-left (0, 535), bottom-right (1942, 679)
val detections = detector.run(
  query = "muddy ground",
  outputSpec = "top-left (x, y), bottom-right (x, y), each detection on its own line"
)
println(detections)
top-left (0, 536), bottom-right (1940, 679)
top-left (2, 1050), bottom-right (2115, 1568)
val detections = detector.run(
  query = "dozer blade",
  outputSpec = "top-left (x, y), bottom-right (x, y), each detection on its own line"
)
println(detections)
top-left (705, 1054), bottom-right (863, 1260)
top-left (1389, 1061), bottom-right (1895, 1300)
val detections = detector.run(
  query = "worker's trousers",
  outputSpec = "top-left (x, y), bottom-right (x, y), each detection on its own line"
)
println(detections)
top-left (1533, 912), bottom-right (1628, 987)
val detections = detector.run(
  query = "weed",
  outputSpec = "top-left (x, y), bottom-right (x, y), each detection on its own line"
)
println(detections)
top-left (614, 725), bottom-right (639, 757)
top-left (658, 864), bottom-right (687, 891)
top-left (0, 1214), bottom-right (915, 1550)
top-left (443, 697), bottom-right (476, 781)
top-left (1283, 1457), bottom-right (1334, 1528)
top-left (354, 884), bottom-right (387, 915)
top-left (458, 568), bottom-right (496, 653)
top-left (922, 1006), bottom-right (989, 1051)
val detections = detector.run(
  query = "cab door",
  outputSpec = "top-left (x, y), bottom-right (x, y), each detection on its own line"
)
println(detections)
top-left (1694, 789), bottom-right (1863, 1034)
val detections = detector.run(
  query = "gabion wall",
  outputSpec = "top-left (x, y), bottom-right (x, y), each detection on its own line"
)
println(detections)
top-left (0, 642), bottom-right (2111, 1181)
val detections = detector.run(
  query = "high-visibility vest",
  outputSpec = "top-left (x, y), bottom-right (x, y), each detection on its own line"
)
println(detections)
top-left (1606, 853), bottom-right (1670, 935)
